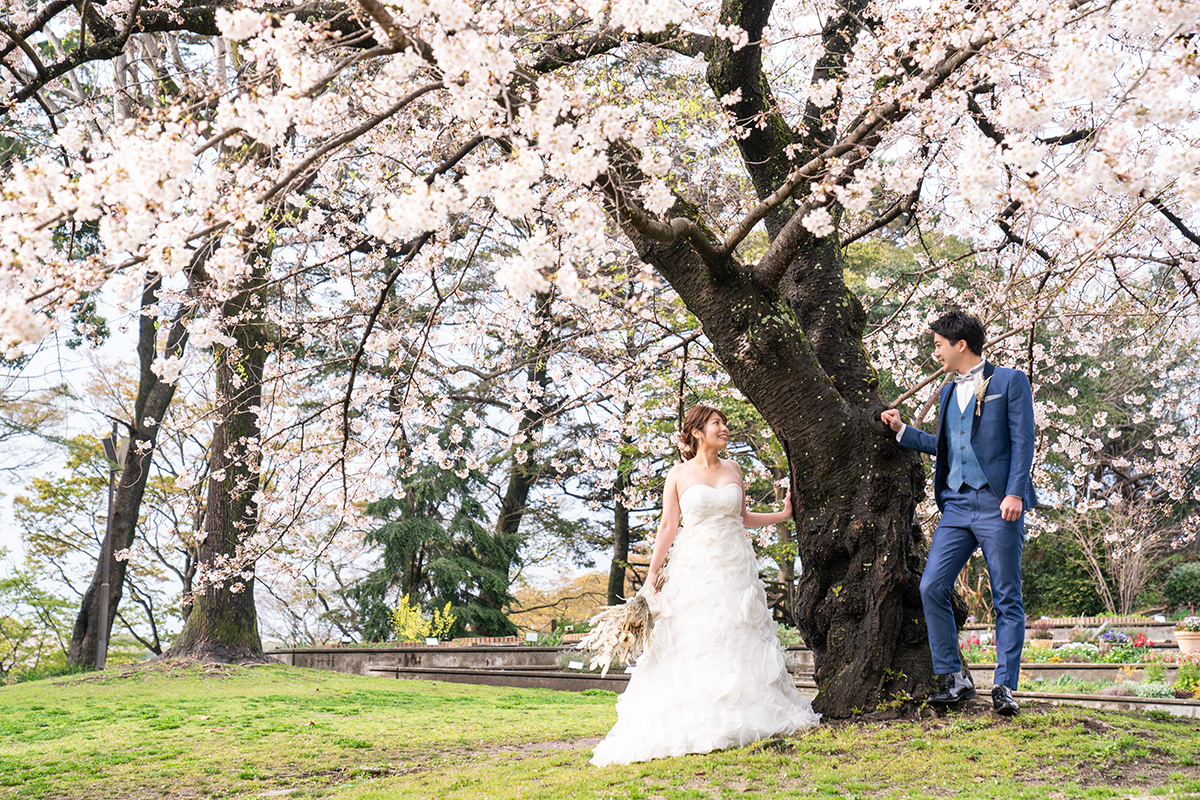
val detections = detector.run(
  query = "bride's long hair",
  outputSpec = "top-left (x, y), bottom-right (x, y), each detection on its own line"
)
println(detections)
top-left (677, 404), bottom-right (727, 461)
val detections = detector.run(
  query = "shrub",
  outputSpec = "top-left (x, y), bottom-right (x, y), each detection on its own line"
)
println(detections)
top-left (1037, 674), bottom-right (1105, 694)
top-left (1021, 534), bottom-right (1109, 616)
top-left (1030, 619), bottom-right (1054, 640)
top-left (1133, 681), bottom-right (1176, 699)
top-left (1100, 645), bottom-right (1151, 663)
top-left (1022, 645), bottom-right (1060, 663)
top-left (390, 595), bottom-right (456, 642)
top-left (1068, 626), bottom-right (1095, 643)
top-left (961, 641), bottom-right (997, 664)
top-left (1101, 681), bottom-right (1175, 698)
top-left (553, 616), bottom-right (592, 635)
top-left (1174, 652), bottom-right (1200, 694)
top-left (1164, 562), bottom-right (1200, 609)
top-left (1056, 642), bottom-right (1100, 663)
top-left (1143, 651), bottom-right (1173, 683)
top-left (777, 624), bottom-right (804, 648)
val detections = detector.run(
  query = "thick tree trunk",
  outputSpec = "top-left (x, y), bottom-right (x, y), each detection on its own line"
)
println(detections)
top-left (68, 274), bottom-right (188, 667)
top-left (167, 264), bottom-right (266, 663)
top-left (708, 250), bottom-right (931, 718)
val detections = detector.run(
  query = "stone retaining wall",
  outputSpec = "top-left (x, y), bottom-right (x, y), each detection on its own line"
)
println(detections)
top-left (963, 620), bottom-right (1181, 643)
top-left (268, 645), bottom-right (566, 676)
top-left (267, 644), bottom-right (813, 677)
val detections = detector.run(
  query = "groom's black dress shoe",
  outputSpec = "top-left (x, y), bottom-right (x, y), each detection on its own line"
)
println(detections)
top-left (992, 685), bottom-right (1019, 716)
top-left (928, 671), bottom-right (976, 705)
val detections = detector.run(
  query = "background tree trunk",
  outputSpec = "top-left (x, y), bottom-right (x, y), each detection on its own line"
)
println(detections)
top-left (167, 258), bottom-right (266, 663)
top-left (68, 273), bottom-right (189, 666)
top-left (606, 448), bottom-right (632, 606)
top-left (476, 292), bottom-right (555, 628)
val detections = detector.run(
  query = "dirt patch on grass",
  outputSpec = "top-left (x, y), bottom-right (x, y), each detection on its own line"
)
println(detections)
top-left (51, 657), bottom-right (255, 685)
top-left (495, 737), bottom-right (600, 755)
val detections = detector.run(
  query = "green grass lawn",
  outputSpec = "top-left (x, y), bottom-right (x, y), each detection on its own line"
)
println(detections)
top-left (3, 661), bottom-right (1200, 799)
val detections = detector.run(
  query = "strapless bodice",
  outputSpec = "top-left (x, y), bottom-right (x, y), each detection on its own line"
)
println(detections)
top-left (679, 482), bottom-right (743, 528)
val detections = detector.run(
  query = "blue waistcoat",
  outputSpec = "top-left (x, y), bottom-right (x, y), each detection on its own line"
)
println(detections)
top-left (946, 395), bottom-right (989, 491)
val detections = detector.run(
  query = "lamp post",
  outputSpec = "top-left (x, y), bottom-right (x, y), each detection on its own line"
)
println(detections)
top-left (98, 423), bottom-right (128, 670)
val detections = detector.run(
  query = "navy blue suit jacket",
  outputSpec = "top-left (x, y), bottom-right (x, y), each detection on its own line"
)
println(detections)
top-left (899, 361), bottom-right (1038, 513)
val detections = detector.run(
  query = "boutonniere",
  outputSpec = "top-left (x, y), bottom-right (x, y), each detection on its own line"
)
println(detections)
top-left (974, 376), bottom-right (991, 417)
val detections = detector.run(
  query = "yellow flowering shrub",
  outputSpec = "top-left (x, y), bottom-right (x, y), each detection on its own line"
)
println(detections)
top-left (390, 595), bottom-right (456, 642)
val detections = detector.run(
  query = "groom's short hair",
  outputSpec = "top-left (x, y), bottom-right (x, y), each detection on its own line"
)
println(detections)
top-left (930, 311), bottom-right (985, 356)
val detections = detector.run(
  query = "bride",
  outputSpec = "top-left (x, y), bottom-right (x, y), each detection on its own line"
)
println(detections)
top-left (590, 404), bottom-right (820, 767)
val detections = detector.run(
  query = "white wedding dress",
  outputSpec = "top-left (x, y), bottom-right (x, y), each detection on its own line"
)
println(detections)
top-left (590, 482), bottom-right (820, 766)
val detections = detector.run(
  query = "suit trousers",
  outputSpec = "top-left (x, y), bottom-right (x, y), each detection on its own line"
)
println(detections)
top-left (920, 485), bottom-right (1025, 689)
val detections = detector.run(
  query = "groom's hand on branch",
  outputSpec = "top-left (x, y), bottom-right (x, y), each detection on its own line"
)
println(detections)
top-left (1000, 496), bottom-right (1023, 522)
top-left (880, 409), bottom-right (903, 433)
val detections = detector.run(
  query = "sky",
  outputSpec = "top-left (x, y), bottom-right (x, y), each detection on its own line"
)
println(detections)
top-left (1, 335), bottom-right (107, 562)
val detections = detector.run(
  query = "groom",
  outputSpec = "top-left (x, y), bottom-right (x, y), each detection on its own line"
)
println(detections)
top-left (881, 311), bottom-right (1037, 717)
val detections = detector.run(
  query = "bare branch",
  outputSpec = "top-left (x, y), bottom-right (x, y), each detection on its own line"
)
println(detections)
top-left (1147, 195), bottom-right (1200, 249)
top-left (529, 25), bottom-right (711, 73)
top-left (0, 19), bottom-right (51, 80)
top-left (258, 81), bottom-right (443, 204)
top-left (839, 185), bottom-right (921, 248)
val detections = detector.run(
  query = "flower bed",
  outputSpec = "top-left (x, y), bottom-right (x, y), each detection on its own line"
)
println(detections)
top-left (959, 637), bottom-right (1200, 699)
top-left (961, 639), bottom-right (1157, 665)
top-left (1020, 674), bottom-right (1179, 698)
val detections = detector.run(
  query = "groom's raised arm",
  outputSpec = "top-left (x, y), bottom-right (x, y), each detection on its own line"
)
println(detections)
top-left (899, 422), bottom-right (938, 456)
top-left (881, 408), bottom-right (937, 456)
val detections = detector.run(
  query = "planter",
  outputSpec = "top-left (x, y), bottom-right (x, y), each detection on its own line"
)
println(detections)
top-left (1176, 630), bottom-right (1200, 653)
top-left (1027, 639), bottom-right (1054, 650)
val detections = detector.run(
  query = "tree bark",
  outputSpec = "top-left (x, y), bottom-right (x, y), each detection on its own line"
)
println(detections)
top-left (166, 257), bottom-right (267, 663)
top-left (68, 273), bottom-right (189, 666)
top-left (606, 445), bottom-right (633, 606)
top-left (478, 291), bottom-right (555, 628)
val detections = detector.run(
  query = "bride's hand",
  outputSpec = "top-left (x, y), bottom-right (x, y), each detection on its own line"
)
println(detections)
top-left (646, 570), bottom-right (659, 593)
top-left (781, 487), bottom-right (793, 517)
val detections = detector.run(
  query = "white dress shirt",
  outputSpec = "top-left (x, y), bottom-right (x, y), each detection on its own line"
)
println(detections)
top-left (895, 361), bottom-right (985, 441)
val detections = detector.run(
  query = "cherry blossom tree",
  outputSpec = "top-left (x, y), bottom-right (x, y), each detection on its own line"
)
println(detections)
top-left (3, 0), bottom-right (1199, 714)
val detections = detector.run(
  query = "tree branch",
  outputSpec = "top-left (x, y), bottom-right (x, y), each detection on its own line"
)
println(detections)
top-left (840, 185), bottom-right (921, 248)
top-left (1147, 195), bottom-right (1200, 249)
top-left (705, 0), bottom-right (799, 241)
top-left (0, 19), bottom-right (51, 80)
top-left (529, 25), bottom-right (711, 73)
top-left (593, 147), bottom-right (727, 276)
top-left (751, 28), bottom-right (996, 286)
